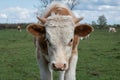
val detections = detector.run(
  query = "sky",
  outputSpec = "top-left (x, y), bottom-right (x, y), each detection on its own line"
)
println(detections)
top-left (0, 0), bottom-right (120, 24)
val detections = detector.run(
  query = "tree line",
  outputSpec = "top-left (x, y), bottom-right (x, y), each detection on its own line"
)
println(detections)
top-left (92, 15), bottom-right (120, 29)
top-left (0, 23), bottom-right (30, 30)
top-left (0, 15), bottom-right (119, 30)
top-left (0, 14), bottom-right (120, 30)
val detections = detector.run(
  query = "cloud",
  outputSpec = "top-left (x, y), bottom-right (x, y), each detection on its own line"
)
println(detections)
top-left (73, 10), bottom-right (120, 24)
top-left (0, 13), bottom-right (7, 18)
top-left (72, 0), bottom-right (120, 24)
top-left (98, 5), bottom-right (120, 11)
top-left (4, 6), bottom-right (36, 19)
top-left (1, 6), bottom-right (37, 23)
top-left (75, 0), bottom-right (120, 10)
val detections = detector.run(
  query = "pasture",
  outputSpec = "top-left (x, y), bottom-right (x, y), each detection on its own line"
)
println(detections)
top-left (0, 28), bottom-right (120, 80)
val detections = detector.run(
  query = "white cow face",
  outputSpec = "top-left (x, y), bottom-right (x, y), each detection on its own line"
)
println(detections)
top-left (27, 15), bottom-right (93, 71)
top-left (45, 16), bottom-right (74, 71)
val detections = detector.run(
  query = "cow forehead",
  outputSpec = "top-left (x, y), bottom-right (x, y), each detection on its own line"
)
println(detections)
top-left (46, 26), bottom-right (74, 39)
top-left (45, 16), bottom-right (75, 44)
top-left (45, 15), bottom-right (74, 27)
top-left (45, 15), bottom-right (75, 34)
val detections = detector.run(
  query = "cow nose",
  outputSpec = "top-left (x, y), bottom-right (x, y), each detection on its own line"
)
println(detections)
top-left (52, 63), bottom-right (66, 71)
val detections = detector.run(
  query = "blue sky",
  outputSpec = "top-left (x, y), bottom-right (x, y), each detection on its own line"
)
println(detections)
top-left (0, 0), bottom-right (120, 24)
top-left (0, 0), bottom-right (38, 23)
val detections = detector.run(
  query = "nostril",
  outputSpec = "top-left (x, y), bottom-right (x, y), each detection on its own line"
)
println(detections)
top-left (52, 63), bottom-right (56, 68)
top-left (64, 63), bottom-right (66, 68)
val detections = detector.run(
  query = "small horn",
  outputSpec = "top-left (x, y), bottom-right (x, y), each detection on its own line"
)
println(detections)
top-left (74, 17), bottom-right (84, 23)
top-left (37, 16), bottom-right (46, 24)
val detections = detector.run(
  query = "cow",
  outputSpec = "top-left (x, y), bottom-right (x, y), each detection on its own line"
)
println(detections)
top-left (17, 25), bottom-right (22, 32)
top-left (27, 2), bottom-right (93, 80)
top-left (80, 34), bottom-right (90, 40)
top-left (109, 27), bottom-right (117, 32)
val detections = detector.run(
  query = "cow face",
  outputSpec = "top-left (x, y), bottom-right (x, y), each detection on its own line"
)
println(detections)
top-left (27, 15), bottom-right (93, 71)
top-left (45, 16), bottom-right (74, 71)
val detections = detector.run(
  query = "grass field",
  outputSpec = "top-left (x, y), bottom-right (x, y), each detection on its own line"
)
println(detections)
top-left (0, 28), bottom-right (120, 80)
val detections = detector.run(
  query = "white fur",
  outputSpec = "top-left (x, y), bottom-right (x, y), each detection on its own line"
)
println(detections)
top-left (59, 71), bottom-right (65, 80)
top-left (65, 54), bottom-right (78, 80)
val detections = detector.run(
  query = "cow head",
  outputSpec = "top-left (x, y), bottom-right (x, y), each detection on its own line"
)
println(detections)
top-left (27, 15), bottom-right (93, 71)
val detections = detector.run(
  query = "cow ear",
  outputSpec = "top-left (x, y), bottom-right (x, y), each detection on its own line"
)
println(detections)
top-left (74, 24), bottom-right (94, 37)
top-left (27, 24), bottom-right (45, 36)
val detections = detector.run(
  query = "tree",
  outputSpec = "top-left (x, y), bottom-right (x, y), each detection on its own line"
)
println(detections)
top-left (35, 0), bottom-right (80, 16)
top-left (64, 0), bottom-right (80, 10)
top-left (91, 21), bottom-right (97, 28)
top-left (97, 15), bottom-right (107, 29)
top-left (34, 0), bottom-right (52, 16)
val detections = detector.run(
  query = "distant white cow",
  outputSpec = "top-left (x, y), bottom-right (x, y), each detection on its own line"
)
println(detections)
top-left (80, 34), bottom-right (90, 40)
top-left (17, 26), bottom-right (22, 32)
top-left (109, 27), bottom-right (116, 32)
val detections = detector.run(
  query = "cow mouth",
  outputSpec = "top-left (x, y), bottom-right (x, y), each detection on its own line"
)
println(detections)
top-left (53, 68), bottom-right (65, 71)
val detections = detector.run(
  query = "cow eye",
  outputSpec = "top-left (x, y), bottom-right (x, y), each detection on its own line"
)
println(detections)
top-left (70, 39), bottom-right (73, 42)
top-left (68, 39), bottom-right (73, 46)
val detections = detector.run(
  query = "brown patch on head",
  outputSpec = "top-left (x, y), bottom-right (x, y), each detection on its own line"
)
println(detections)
top-left (44, 7), bottom-right (74, 18)
top-left (53, 7), bottom-right (71, 15)
top-left (41, 4), bottom-right (83, 24)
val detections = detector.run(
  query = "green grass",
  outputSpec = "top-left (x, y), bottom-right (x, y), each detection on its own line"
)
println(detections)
top-left (0, 29), bottom-right (120, 80)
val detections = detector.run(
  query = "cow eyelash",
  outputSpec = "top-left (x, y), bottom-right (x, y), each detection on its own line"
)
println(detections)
top-left (45, 39), bottom-right (50, 43)
top-left (45, 39), bottom-right (52, 46)
top-left (45, 38), bottom-right (48, 41)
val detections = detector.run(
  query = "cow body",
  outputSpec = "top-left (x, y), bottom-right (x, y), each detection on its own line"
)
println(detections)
top-left (27, 2), bottom-right (93, 80)
top-left (109, 27), bottom-right (117, 32)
